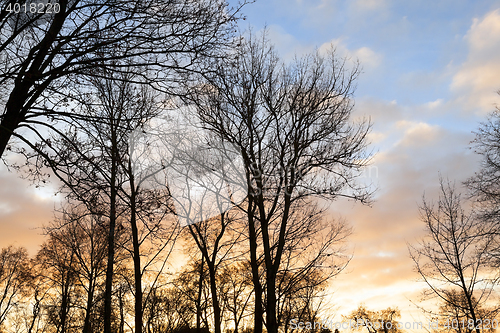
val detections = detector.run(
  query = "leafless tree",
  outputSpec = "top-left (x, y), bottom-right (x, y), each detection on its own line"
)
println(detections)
top-left (44, 206), bottom-right (110, 333)
top-left (36, 229), bottom-right (80, 333)
top-left (0, 0), bottom-right (250, 159)
top-left (437, 289), bottom-right (497, 333)
top-left (218, 261), bottom-right (254, 333)
top-left (409, 179), bottom-right (499, 333)
top-left (184, 31), bottom-right (371, 333)
top-left (18, 73), bottom-right (178, 333)
top-left (465, 107), bottom-right (500, 261)
top-left (346, 305), bottom-right (402, 333)
top-left (466, 107), bottom-right (500, 211)
top-left (0, 246), bottom-right (30, 329)
top-left (186, 211), bottom-right (243, 333)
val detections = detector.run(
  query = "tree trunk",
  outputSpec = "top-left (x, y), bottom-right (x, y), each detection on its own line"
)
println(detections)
top-left (196, 256), bottom-right (205, 333)
top-left (104, 124), bottom-right (118, 333)
top-left (207, 261), bottom-right (222, 333)
top-left (129, 171), bottom-right (143, 333)
top-left (83, 279), bottom-right (95, 333)
top-left (248, 198), bottom-right (263, 333)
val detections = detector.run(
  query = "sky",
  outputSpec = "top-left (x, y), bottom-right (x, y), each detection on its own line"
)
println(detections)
top-left (1, 0), bottom-right (500, 330)
top-left (230, 0), bottom-right (500, 328)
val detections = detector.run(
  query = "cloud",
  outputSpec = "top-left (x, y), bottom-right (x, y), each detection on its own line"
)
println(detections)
top-left (0, 165), bottom-right (57, 256)
top-left (397, 122), bottom-right (441, 148)
top-left (319, 38), bottom-right (383, 72)
top-left (352, 0), bottom-right (388, 12)
top-left (326, 109), bottom-right (480, 319)
top-left (262, 26), bottom-right (383, 75)
top-left (264, 24), bottom-right (314, 61)
top-left (451, 9), bottom-right (500, 114)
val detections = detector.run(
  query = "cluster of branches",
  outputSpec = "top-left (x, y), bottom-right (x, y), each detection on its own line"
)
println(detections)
top-left (181, 31), bottom-right (371, 333)
top-left (0, 0), bottom-right (248, 158)
top-left (409, 103), bottom-right (500, 333)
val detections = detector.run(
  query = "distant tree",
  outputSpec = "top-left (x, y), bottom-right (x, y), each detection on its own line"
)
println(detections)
top-left (167, 259), bottom-right (212, 332)
top-left (0, 246), bottom-right (30, 328)
top-left (409, 179), bottom-right (499, 333)
top-left (218, 261), bottom-right (254, 333)
top-left (437, 289), bottom-right (497, 333)
top-left (346, 305), bottom-right (402, 333)
top-left (36, 229), bottom-right (80, 333)
top-left (185, 31), bottom-right (371, 333)
top-left (44, 206), bottom-right (110, 333)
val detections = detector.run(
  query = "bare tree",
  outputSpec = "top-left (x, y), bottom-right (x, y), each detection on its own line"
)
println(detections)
top-left (466, 108), bottom-right (500, 215)
top-left (44, 206), bottom-right (110, 333)
top-left (36, 229), bottom-right (79, 333)
top-left (346, 305), bottom-right (402, 333)
top-left (465, 107), bottom-right (500, 262)
top-left (437, 289), bottom-right (497, 333)
top-left (0, 246), bottom-right (30, 329)
top-left (409, 179), bottom-right (499, 333)
top-left (186, 211), bottom-right (242, 333)
top-left (0, 0), bottom-right (249, 159)
top-left (18, 73), bottom-right (178, 333)
top-left (218, 261), bottom-right (254, 333)
top-left (185, 32), bottom-right (371, 333)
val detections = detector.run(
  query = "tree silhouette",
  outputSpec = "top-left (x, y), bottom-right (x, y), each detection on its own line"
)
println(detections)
top-left (0, 0), bottom-right (249, 159)
top-left (346, 305), bottom-right (402, 333)
top-left (0, 246), bottom-right (30, 329)
top-left (409, 179), bottom-right (499, 333)
top-left (185, 31), bottom-right (371, 333)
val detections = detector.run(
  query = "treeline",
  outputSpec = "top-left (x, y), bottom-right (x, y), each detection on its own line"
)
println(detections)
top-left (0, 210), bottom-right (333, 333)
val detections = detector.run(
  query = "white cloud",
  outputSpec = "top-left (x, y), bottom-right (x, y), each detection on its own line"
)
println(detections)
top-left (264, 25), bottom-right (314, 61)
top-left (352, 0), bottom-right (388, 12)
top-left (451, 9), bottom-right (500, 114)
top-left (319, 38), bottom-right (383, 71)
top-left (367, 131), bottom-right (387, 144)
top-left (425, 99), bottom-right (444, 109)
top-left (263, 26), bottom-right (383, 72)
top-left (397, 121), bottom-right (441, 148)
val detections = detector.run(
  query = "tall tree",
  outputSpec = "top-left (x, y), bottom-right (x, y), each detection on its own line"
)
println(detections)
top-left (465, 107), bottom-right (500, 267)
top-left (185, 32), bottom-right (372, 333)
top-left (465, 108), bottom-right (500, 221)
top-left (0, 0), bottom-right (249, 159)
top-left (186, 210), bottom-right (244, 333)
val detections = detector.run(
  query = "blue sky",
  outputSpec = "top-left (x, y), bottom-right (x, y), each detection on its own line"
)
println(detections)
top-left (228, 0), bottom-right (500, 326)
top-left (236, 0), bottom-right (500, 110)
